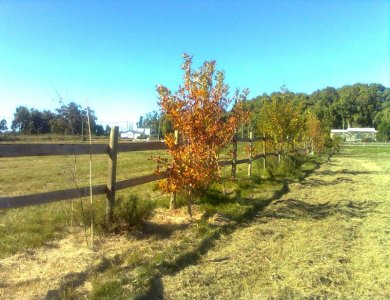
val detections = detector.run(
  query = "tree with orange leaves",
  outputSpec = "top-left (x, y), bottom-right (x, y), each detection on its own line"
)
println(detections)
top-left (154, 54), bottom-right (248, 216)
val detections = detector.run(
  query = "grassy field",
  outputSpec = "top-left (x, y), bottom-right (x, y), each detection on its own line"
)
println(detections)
top-left (161, 145), bottom-right (390, 299)
top-left (0, 137), bottom-right (324, 299)
top-left (4, 139), bottom-right (386, 300)
top-left (0, 146), bottom-right (174, 257)
top-left (0, 139), bottom-right (264, 258)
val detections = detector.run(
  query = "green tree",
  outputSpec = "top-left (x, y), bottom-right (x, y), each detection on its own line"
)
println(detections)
top-left (54, 102), bottom-right (97, 135)
top-left (257, 92), bottom-right (305, 151)
top-left (105, 125), bottom-right (111, 136)
top-left (0, 119), bottom-right (7, 132)
top-left (29, 109), bottom-right (51, 134)
top-left (143, 110), bottom-right (160, 139)
top-left (377, 108), bottom-right (390, 140)
top-left (11, 106), bottom-right (31, 133)
top-left (136, 116), bottom-right (144, 128)
top-left (95, 124), bottom-right (105, 136)
top-left (309, 87), bottom-right (339, 128)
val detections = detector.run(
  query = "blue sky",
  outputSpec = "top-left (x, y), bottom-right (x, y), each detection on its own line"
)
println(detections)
top-left (1, 0), bottom-right (389, 129)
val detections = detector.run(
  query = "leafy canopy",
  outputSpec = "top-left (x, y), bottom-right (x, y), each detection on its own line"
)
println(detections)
top-left (155, 54), bottom-right (248, 194)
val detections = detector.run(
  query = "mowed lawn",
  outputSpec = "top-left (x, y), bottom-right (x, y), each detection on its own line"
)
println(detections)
top-left (162, 145), bottom-right (390, 299)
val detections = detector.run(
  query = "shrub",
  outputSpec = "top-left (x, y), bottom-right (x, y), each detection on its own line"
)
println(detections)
top-left (267, 155), bottom-right (300, 177)
top-left (113, 195), bottom-right (155, 229)
top-left (361, 137), bottom-right (375, 143)
top-left (276, 156), bottom-right (297, 176)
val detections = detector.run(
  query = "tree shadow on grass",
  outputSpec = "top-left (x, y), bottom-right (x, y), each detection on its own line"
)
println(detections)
top-left (302, 177), bottom-right (353, 187)
top-left (316, 169), bottom-right (381, 176)
top-left (137, 158), bottom-right (328, 299)
top-left (260, 198), bottom-right (380, 221)
top-left (45, 158), bottom-right (325, 300)
top-left (137, 182), bottom-right (293, 300)
top-left (45, 255), bottom-right (121, 299)
top-left (142, 222), bottom-right (190, 240)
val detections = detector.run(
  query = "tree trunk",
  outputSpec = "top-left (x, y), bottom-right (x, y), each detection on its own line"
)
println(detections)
top-left (187, 189), bottom-right (192, 218)
top-left (170, 192), bottom-right (177, 209)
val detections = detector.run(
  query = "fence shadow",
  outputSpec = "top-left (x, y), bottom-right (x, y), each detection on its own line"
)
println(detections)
top-left (44, 255), bottom-right (122, 299)
top-left (302, 177), bottom-right (353, 187)
top-left (142, 222), bottom-right (190, 240)
top-left (316, 169), bottom-right (380, 176)
top-left (260, 198), bottom-right (380, 221)
top-left (44, 157), bottom-right (325, 299)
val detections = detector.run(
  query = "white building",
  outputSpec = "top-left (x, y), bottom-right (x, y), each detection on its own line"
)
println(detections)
top-left (331, 127), bottom-right (377, 142)
top-left (120, 126), bottom-right (151, 140)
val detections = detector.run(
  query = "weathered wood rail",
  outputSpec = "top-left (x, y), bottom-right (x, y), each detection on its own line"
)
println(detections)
top-left (0, 128), bottom-right (303, 221)
top-left (0, 141), bottom-right (167, 157)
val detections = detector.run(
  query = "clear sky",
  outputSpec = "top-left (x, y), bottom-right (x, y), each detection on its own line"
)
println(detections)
top-left (1, 0), bottom-right (389, 129)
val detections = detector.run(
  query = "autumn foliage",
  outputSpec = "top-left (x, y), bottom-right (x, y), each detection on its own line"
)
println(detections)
top-left (154, 54), bottom-right (248, 201)
top-left (304, 111), bottom-right (327, 153)
top-left (257, 93), bottom-right (305, 151)
top-left (256, 92), bottom-right (328, 154)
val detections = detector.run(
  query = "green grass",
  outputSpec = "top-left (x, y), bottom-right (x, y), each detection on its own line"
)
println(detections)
top-left (63, 154), bottom-right (323, 299)
top-left (161, 145), bottom-right (390, 299)
top-left (0, 139), bottom-right (271, 258)
top-left (1, 136), bottom-right (328, 298)
top-left (0, 142), bottom-right (171, 257)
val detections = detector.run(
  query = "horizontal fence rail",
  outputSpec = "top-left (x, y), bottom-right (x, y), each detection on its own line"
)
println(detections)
top-left (115, 173), bottom-right (167, 191)
top-left (0, 185), bottom-right (107, 209)
top-left (0, 143), bottom-right (108, 157)
top-left (0, 173), bottom-right (170, 209)
top-left (0, 142), bottom-right (168, 158)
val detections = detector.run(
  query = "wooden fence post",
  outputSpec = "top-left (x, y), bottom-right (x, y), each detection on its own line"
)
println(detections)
top-left (106, 126), bottom-right (119, 225)
top-left (262, 133), bottom-right (266, 171)
top-left (248, 131), bottom-right (253, 177)
top-left (170, 130), bottom-right (179, 209)
top-left (232, 133), bottom-right (237, 179)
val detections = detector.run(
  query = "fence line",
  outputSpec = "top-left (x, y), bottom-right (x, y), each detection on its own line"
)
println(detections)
top-left (0, 129), bottom-right (305, 222)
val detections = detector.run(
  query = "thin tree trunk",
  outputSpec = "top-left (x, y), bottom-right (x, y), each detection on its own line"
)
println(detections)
top-left (86, 105), bottom-right (94, 250)
top-left (170, 192), bottom-right (177, 209)
top-left (187, 189), bottom-right (192, 218)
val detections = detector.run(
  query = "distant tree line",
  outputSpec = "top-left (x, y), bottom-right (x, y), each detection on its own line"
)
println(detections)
top-left (140, 83), bottom-right (390, 140)
top-left (8, 102), bottom-right (107, 136)
top-left (246, 83), bottom-right (390, 140)
top-left (137, 110), bottom-right (174, 140)
top-left (4, 83), bottom-right (389, 140)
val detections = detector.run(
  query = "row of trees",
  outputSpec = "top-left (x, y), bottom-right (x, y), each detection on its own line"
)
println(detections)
top-left (152, 55), bottom-right (334, 214)
top-left (141, 83), bottom-right (390, 141)
top-left (6, 102), bottom-right (108, 136)
top-left (248, 83), bottom-right (390, 140)
top-left (256, 93), bottom-right (328, 154)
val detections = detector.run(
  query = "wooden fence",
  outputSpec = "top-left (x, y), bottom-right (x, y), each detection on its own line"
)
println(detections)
top-left (0, 127), bottom-right (301, 223)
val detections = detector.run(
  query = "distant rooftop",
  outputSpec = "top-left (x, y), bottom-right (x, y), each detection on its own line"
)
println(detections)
top-left (331, 127), bottom-right (377, 133)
